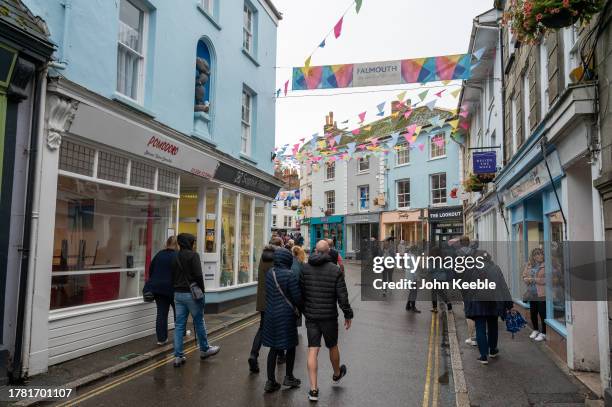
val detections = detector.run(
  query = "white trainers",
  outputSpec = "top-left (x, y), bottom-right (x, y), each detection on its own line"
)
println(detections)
top-left (534, 333), bottom-right (546, 342)
top-left (529, 330), bottom-right (540, 339)
top-left (465, 338), bottom-right (477, 346)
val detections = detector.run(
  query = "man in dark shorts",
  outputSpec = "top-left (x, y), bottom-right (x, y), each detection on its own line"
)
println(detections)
top-left (300, 240), bottom-right (353, 402)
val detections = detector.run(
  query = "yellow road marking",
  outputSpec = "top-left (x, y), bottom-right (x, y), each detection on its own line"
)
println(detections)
top-left (55, 317), bottom-right (260, 407)
top-left (422, 312), bottom-right (436, 407)
top-left (432, 312), bottom-right (440, 407)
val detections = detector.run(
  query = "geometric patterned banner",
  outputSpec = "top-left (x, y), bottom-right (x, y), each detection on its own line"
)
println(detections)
top-left (292, 53), bottom-right (472, 90)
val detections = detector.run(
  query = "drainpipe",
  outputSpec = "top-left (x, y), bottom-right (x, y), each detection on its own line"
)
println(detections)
top-left (60, 0), bottom-right (72, 65)
top-left (11, 67), bottom-right (47, 381)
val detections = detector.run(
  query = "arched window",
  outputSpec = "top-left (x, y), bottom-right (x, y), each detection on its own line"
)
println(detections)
top-left (195, 39), bottom-right (213, 113)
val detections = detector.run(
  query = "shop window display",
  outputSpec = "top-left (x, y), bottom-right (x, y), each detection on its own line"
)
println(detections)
top-left (239, 196), bottom-right (252, 284)
top-left (253, 200), bottom-right (266, 281)
top-left (220, 190), bottom-right (237, 286)
top-left (205, 188), bottom-right (218, 253)
top-left (51, 176), bottom-right (176, 309)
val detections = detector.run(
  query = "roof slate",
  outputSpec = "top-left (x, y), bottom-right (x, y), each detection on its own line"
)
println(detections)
top-left (0, 0), bottom-right (49, 43)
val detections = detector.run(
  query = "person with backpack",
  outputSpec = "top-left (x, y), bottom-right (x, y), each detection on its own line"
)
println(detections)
top-left (146, 236), bottom-right (179, 345)
top-left (262, 248), bottom-right (304, 392)
top-left (172, 233), bottom-right (219, 367)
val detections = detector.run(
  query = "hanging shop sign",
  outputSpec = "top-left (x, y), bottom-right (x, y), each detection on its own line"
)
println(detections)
top-left (292, 54), bottom-right (472, 90)
top-left (345, 213), bottom-right (380, 224)
top-left (71, 102), bottom-right (219, 179)
top-left (473, 151), bottom-right (497, 174)
top-left (214, 162), bottom-right (281, 198)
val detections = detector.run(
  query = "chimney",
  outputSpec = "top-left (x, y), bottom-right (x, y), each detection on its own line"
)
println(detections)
top-left (324, 111), bottom-right (336, 133)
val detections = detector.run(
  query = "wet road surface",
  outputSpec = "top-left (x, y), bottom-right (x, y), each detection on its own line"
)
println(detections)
top-left (50, 266), bottom-right (454, 407)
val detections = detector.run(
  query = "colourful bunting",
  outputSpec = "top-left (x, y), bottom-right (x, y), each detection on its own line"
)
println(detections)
top-left (284, 80), bottom-right (289, 96)
top-left (276, 88), bottom-right (281, 98)
top-left (472, 47), bottom-right (486, 61)
top-left (418, 143), bottom-right (425, 151)
top-left (334, 17), bottom-right (343, 39)
top-left (397, 90), bottom-right (407, 101)
top-left (334, 135), bottom-right (341, 145)
top-left (448, 119), bottom-right (459, 130)
top-left (451, 88), bottom-right (461, 98)
top-left (434, 89), bottom-right (446, 98)
top-left (358, 111), bottom-right (366, 123)
top-left (425, 99), bottom-right (437, 111)
top-left (418, 90), bottom-right (429, 101)
top-left (355, 0), bottom-right (363, 13)
top-left (305, 56), bottom-right (312, 68)
top-left (403, 109), bottom-right (413, 120)
top-left (319, 39), bottom-right (326, 48)
top-left (352, 129), bottom-right (361, 135)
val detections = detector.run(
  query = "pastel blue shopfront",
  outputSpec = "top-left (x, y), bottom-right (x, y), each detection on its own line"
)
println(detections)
top-left (309, 216), bottom-right (345, 258)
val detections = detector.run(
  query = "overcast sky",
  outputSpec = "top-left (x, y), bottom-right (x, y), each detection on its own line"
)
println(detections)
top-left (273, 0), bottom-right (493, 148)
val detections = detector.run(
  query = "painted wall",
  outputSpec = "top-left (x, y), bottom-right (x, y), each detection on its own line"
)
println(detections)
top-left (386, 128), bottom-right (462, 210)
top-left (311, 160), bottom-right (347, 218)
top-left (346, 155), bottom-right (383, 214)
top-left (23, 0), bottom-right (278, 173)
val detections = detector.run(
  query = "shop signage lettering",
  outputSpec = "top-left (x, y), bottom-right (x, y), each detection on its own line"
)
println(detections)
top-left (502, 151), bottom-right (563, 206)
top-left (214, 162), bottom-right (280, 198)
top-left (429, 206), bottom-right (463, 221)
top-left (147, 136), bottom-right (179, 156)
top-left (473, 151), bottom-right (496, 174)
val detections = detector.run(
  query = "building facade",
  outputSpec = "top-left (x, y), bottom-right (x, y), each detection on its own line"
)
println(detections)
top-left (18, 0), bottom-right (282, 377)
top-left (463, 0), bottom-right (607, 397)
top-left (0, 0), bottom-right (54, 383)
top-left (384, 107), bottom-right (463, 245)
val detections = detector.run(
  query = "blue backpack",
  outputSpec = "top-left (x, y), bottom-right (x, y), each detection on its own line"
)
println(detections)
top-left (505, 309), bottom-right (527, 338)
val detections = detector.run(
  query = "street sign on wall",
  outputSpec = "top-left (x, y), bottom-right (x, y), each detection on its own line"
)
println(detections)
top-left (473, 151), bottom-right (497, 174)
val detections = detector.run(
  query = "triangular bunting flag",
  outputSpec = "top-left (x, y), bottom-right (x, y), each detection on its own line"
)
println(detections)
top-left (355, 0), bottom-right (363, 13)
top-left (425, 99), bottom-right (437, 111)
top-left (451, 88), bottom-right (461, 98)
top-left (418, 90), bottom-right (429, 101)
top-left (434, 89), bottom-right (446, 98)
top-left (397, 90), bottom-right (407, 101)
top-left (473, 47), bottom-right (486, 61)
top-left (319, 39), bottom-right (326, 48)
top-left (305, 56), bottom-right (312, 68)
top-left (276, 88), bottom-right (281, 98)
top-left (448, 119), bottom-right (460, 130)
top-left (358, 111), bottom-right (366, 123)
top-left (284, 80), bottom-right (289, 96)
top-left (334, 17), bottom-right (343, 39)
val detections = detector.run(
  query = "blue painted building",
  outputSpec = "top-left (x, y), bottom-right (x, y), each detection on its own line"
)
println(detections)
top-left (19, 0), bottom-right (282, 376)
top-left (383, 114), bottom-right (463, 244)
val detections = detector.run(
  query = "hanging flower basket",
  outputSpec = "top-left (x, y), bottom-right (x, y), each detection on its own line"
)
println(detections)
top-left (324, 209), bottom-right (333, 216)
top-left (302, 198), bottom-right (312, 207)
top-left (503, 0), bottom-right (604, 43)
top-left (463, 174), bottom-right (485, 193)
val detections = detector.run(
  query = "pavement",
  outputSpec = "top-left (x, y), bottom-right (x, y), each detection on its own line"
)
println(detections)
top-left (0, 262), bottom-right (599, 407)
top-left (451, 303), bottom-right (596, 407)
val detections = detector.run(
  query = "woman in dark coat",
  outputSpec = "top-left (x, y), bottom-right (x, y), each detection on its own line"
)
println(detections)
top-left (464, 251), bottom-right (513, 364)
top-left (146, 236), bottom-right (178, 345)
top-left (262, 248), bottom-right (304, 392)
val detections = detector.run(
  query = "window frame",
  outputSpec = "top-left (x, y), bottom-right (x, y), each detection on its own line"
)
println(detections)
top-left (116, 0), bottom-right (148, 104)
top-left (395, 142), bottom-right (410, 166)
top-left (272, 214), bottom-right (277, 227)
top-left (325, 162), bottom-right (335, 181)
top-left (396, 179), bottom-right (411, 209)
top-left (325, 190), bottom-right (335, 214)
top-left (429, 134), bottom-right (446, 160)
top-left (241, 87), bottom-right (253, 155)
top-left (243, 2), bottom-right (256, 55)
top-left (357, 157), bottom-right (370, 173)
top-left (358, 185), bottom-right (369, 211)
top-left (430, 173), bottom-right (447, 205)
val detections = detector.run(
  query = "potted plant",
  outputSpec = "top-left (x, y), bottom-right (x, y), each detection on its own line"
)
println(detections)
top-left (302, 198), bottom-right (312, 207)
top-left (324, 209), bottom-right (333, 216)
top-left (291, 205), bottom-right (299, 211)
top-left (463, 174), bottom-right (485, 193)
top-left (503, 0), bottom-right (604, 43)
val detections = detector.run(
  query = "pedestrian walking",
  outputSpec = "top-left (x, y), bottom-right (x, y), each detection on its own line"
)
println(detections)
top-left (522, 247), bottom-right (547, 342)
top-left (429, 246), bottom-right (451, 312)
top-left (382, 237), bottom-right (395, 297)
top-left (146, 236), bottom-right (178, 345)
top-left (405, 246), bottom-right (422, 313)
top-left (325, 238), bottom-right (345, 273)
top-left (172, 233), bottom-right (219, 367)
top-left (464, 251), bottom-right (513, 365)
top-left (291, 245), bottom-right (306, 327)
top-left (295, 232), bottom-right (304, 247)
top-left (248, 237), bottom-right (284, 373)
top-left (262, 248), bottom-right (304, 392)
top-left (301, 240), bottom-right (354, 402)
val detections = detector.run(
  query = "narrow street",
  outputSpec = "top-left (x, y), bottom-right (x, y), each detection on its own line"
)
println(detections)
top-left (48, 264), bottom-right (453, 407)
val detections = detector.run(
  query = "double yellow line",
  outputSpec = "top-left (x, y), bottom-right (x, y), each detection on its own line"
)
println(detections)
top-left (422, 312), bottom-right (440, 407)
top-left (55, 317), bottom-right (260, 407)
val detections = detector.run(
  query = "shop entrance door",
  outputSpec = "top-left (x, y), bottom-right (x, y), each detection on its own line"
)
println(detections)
top-left (179, 190), bottom-right (199, 238)
top-left (313, 223), bottom-right (344, 257)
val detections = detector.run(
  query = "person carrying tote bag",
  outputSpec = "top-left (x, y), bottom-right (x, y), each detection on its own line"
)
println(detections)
top-left (171, 233), bottom-right (219, 367)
